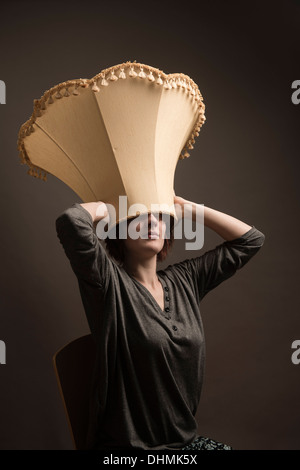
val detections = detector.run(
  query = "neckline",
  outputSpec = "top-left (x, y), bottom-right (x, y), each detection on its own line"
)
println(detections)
top-left (129, 272), bottom-right (170, 318)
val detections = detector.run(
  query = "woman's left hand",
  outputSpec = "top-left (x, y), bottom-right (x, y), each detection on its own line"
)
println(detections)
top-left (173, 191), bottom-right (186, 219)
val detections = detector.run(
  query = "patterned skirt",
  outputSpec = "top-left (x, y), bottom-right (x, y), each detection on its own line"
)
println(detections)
top-left (181, 435), bottom-right (233, 450)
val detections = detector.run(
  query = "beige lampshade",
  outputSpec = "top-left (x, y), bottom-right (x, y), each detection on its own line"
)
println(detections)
top-left (17, 61), bottom-right (206, 232)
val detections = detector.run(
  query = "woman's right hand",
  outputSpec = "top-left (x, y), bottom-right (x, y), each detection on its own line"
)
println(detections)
top-left (80, 201), bottom-right (109, 224)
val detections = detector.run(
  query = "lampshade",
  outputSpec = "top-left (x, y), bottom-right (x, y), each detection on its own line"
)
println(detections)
top-left (17, 61), bottom-right (206, 232)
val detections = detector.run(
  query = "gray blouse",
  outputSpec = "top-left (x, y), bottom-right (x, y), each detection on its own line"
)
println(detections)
top-left (55, 203), bottom-right (265, 450)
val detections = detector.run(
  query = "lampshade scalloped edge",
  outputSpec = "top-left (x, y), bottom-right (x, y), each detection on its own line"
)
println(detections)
top-left (17, 61), bottom-right (206, 183)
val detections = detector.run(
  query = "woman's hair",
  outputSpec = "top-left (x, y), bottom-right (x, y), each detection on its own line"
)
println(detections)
top-left (104, 215), bottom-right (175, 266)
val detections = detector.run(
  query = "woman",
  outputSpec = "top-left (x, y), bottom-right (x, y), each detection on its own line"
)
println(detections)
top-left (55, 195), bottom-right (265, 451)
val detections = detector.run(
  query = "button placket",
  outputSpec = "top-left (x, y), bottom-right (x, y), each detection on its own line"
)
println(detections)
top-left (161, 280), bottom-right (177, 332)
top-left (158, 277), bottom-right (171, 320)
top-left (164, 285), bottom-right (170, 319)
top-left (158, 276), bottom-right (178, 333)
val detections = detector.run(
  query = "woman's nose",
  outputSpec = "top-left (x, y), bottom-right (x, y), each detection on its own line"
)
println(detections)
top-left (148, 212), bottom-right (159, 227)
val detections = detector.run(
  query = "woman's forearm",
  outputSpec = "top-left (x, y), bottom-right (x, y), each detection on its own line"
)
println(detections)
top-left (203, 206), bottom-right (252, 240)
top-left (176, 196), bottom-right (252, 241)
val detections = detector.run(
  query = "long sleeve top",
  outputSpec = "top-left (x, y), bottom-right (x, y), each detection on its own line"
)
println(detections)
top-left (55, 203), bottom-right (265, 450)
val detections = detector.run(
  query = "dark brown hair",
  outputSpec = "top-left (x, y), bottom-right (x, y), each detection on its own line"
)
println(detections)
top-left (104, 215), bottom-right (175, 266)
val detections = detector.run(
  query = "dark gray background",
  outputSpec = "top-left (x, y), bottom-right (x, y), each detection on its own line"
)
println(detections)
top-left (0, 0), bottom-right (299, 450)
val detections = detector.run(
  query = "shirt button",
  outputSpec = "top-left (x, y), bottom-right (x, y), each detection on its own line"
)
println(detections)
top-left (165, 297), bottom-right (170, 302)
top-left (172, 325), bottom-right (178, 331)
top-left (165, 307), bottom-right (170, 313)
top-left (164, 287), bottom-right (169, 292)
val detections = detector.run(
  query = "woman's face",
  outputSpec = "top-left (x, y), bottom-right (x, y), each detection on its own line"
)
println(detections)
top-left (123, 212), bottom-right (167, 260)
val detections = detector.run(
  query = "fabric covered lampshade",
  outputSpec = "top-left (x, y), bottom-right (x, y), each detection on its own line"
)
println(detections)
top-left (17, 61), bottom-right (206, 232)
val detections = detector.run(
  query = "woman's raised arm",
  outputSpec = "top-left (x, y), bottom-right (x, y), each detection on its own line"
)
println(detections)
top-left (174, 195), bottom-right (253, 241)
top-left (55, 202), bottom-right (111, 289)
top-left (172, 195), bottom-right (265, 300)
